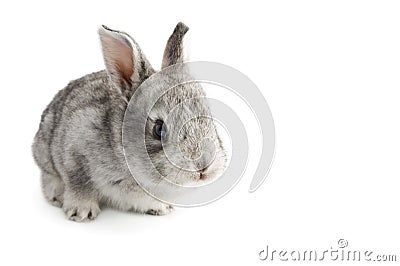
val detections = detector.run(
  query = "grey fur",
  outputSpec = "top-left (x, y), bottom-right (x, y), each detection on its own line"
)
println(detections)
top-left (32, 22), bottom-right (227, 222)
top-left (162, 22), bottom-right (189, 69)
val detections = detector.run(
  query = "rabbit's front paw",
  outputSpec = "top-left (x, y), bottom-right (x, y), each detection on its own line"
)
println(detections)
top-left (145, 204), bottom-right (174, 216)
top-left (63, 200), bottom-right (101, 222)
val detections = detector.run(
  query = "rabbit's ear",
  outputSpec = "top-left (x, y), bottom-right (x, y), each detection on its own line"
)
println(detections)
top-left (162, 22), bottom-right (189, 69)
top-left (98, 25), bottom-right (153, 96)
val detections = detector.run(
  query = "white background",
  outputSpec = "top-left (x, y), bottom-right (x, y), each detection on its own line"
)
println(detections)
top-left (0, 0), bottom-right (399, 265)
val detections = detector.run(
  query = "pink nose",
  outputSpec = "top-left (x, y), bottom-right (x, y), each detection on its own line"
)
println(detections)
top-left (198, 166), bottom-right (209, 180)
top-left (199, 173), bottom-right (206, 180)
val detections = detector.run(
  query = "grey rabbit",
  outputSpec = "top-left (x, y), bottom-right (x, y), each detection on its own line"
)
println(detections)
top-left (32, 22), bottom-right (227, 222)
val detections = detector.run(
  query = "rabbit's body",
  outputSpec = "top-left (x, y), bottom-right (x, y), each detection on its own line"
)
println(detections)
top-left (33, 70), bottom-right (171, 221)
top-left (32, 23), bottom-right (227, 222)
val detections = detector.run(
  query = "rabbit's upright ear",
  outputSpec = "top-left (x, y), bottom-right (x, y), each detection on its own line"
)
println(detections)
top-left (98, 25), bottom-right (154, 97)
top-left (162, 22), bottom-right (189, 69)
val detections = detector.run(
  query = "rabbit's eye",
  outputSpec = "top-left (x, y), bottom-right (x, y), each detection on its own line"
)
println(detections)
top-left (153, 120), bottom-right (166, 140)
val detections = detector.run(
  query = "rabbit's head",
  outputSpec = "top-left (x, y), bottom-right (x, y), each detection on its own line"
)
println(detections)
top-left (99, 23), bottom-right (227, 186)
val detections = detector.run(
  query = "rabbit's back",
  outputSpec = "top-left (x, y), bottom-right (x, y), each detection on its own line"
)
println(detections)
top-left (32, 70), bottom-right (126, 182)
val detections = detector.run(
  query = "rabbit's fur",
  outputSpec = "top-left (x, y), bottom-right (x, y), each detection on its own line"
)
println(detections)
top-left (32, 23), bottom-right (227, 222)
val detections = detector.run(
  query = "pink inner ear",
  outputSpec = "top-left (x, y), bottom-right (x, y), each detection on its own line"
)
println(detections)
top-left (104, 35), bottom-right (134, 86)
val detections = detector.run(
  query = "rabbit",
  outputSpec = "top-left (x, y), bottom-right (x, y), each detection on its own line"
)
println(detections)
top-left (32, 22), bottom-right (227, 222)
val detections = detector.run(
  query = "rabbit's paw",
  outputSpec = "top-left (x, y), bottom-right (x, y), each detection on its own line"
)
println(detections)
top-left (63, 200), bottom-right (101, 222)
top-left (49, 195), bottom-right (64, 208)
top-left (145, 204), bottom-right (174, 216)
top-left (41, 173), bottom-right (65, 208)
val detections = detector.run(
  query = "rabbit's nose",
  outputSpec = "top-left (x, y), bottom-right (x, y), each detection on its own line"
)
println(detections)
top-left (199, 172), bottom-right (206, 180)
top-left (198, 167), bottom-right (208, 180)
top-left (197, 165), bottom-right (209, 180)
